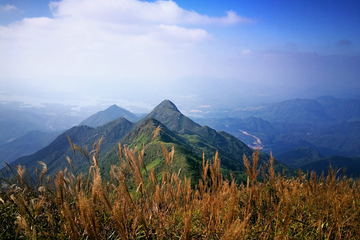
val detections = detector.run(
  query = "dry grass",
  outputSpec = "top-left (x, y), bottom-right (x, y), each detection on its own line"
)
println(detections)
top-left (1, 135), bottom-right (360, 239)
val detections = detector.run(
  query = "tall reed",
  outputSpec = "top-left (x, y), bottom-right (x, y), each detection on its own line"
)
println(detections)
top-left (1, 131), bottom-right (359, 239)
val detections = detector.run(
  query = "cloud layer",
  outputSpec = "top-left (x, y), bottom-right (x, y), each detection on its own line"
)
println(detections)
top-left (0, 1), bottom-right (249, 76)
top-left (0, 0), bottom-right (359, 108)
top-left (0, 0), bottom-right (256, 105)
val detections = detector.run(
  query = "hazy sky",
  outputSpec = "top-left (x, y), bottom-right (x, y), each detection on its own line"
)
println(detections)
top-left (1, 0), bottom-right (359, 111)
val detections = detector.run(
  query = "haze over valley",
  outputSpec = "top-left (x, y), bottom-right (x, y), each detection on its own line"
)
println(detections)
top-left (1, 95), bottom-right (360, 178)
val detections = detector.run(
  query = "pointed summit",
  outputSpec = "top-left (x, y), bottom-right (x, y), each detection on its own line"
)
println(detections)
top-left (143, 100), bottom-right (201, 132)
top-left (107, 104), bottom-right (121, 110)
top-left (154, 100), bottom-right (180, 112)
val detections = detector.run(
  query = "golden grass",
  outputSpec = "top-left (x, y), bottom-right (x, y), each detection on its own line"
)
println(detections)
top-left (1, 135), bottom-right (360, 239)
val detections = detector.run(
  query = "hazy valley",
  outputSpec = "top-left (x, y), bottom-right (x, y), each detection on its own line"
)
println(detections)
top-left (1, 95), bottom-right (360, 178)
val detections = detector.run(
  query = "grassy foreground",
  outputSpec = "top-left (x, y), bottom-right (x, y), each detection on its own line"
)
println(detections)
top-left (1, 135), bottom-right (360, 239)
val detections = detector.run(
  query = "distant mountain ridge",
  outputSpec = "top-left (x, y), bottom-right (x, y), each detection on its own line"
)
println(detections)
top-left (315, 96), bottom-right (360, 122)
top-left (276, 147), bottom-right (325, 169)
top-left (0, 110), bottom-right (50, 144)
top-left (275, 147), bottom-right (360, 177)
top-left (300, 155), bottom-right (360, 177)
top-left (80, 104), bottom-right (139, 127)
top-left (0, 106), bottom-right (89, 145)
top-left (196, 96), bottom-right (360, 158)
top-left (0, 103), bottom-right (90, 162)
top-left (230, 96), bottom-right (360, 124)
top-left (192, 96), bottom-right (360, 176)
top-left (0, 131), bottom-right (60, 168)
top-left (256, 98), bottom-right (331, 124)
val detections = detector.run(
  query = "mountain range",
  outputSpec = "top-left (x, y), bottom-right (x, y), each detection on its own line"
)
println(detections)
top-left (228, 96), bottom-right (360, 124)
top-left (197, 97), bottom-right (359, 151)
top-left (197, 116), bottom-right (360, 157)
top-left (5, 100), bottom-right (294, 183)
top-left (3, 96), bottom-right (360, 179)
top-left (0, 110), bottom-right (51, 145)
top-left (276, 147), bottom-right (360, 178)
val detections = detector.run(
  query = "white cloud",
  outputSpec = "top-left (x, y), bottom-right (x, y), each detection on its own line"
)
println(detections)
top-left (158, 24), bottom-right (210, 42)
top-left (0, 4), bottom-right (18, 12)
top-left (0, 0), bottom-right (253, 83)
top-left (2, 0), bottom-right (228, 83)
top-left (242, 49), bottom-right (252, 55)
top-left (49, 0), bottom-right (252, 25)
top-left (219, 11), bottom-right (253, 25)
top-left (1, 0), bottom-right (286, 106)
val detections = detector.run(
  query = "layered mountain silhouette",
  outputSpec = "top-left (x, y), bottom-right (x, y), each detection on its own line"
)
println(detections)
top-left (0, 110), bottom-right (50, 144)
top-left (276, 147), bottom-right (326, 169)
top-left (8, 118), bottom-right (134, 176)
top-left (0, 107), bottom-right (87, 145)
top-left (6, 100), bottom-right (293, 182)
top-left (198, 117), bottom-right (360, 158)
top-left (230, 97), bottom-right (360, 124)
top-left (299, 155), bottom-right (360, 177)
top-left (0, 131), bottom-right (59, 167)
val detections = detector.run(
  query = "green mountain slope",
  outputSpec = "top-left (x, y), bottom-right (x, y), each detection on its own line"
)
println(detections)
top-left (139, 100), bottom-right (294, 181)
top-left (102, 117), bottom-right (293, 184)
top-left (115, 118), bottom-right (202, 184)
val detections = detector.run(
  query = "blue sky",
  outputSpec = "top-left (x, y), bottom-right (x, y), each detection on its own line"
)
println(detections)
top-left (0, 0), bottom-right (359, 111)
top-left (4, 0), bottom-right (358, 52)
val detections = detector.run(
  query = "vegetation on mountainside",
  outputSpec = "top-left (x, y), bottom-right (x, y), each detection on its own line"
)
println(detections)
top-left (1, 129), bottom-right (360, 239)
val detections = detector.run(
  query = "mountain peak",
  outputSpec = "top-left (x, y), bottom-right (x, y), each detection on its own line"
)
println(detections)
top-left (143, 100), bottom-right (201, 132)
top-left (154, 100), bottom-right (180, 112)
top-left (108, 104), bottom-right (120, 110)
top-left (80, 104), bottom-right (138, 127)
